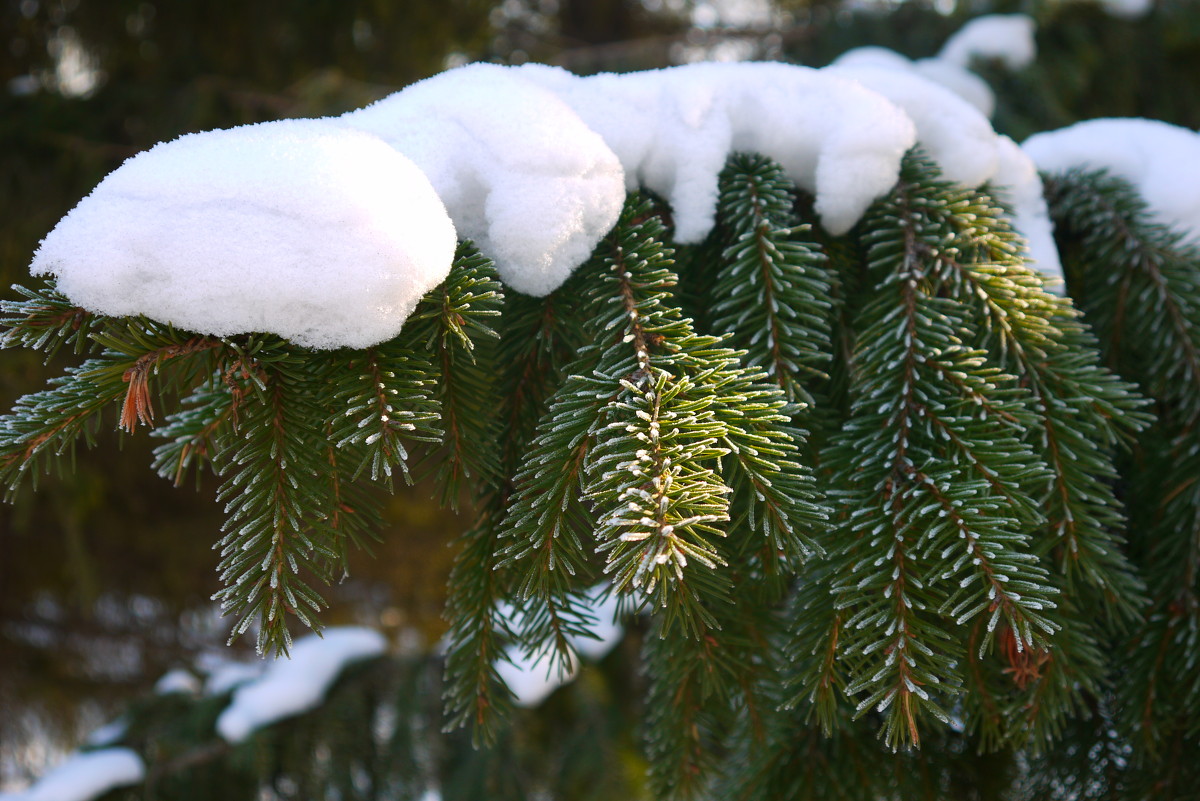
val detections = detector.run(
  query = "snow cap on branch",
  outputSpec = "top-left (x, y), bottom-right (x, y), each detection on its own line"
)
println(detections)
top-left (31, 119), bottom-right (457, 350)
top-left (1024, 117), bottom-right (1200, 243)
top-left (518, 61), bottom-right (917, 240)
top-left (342, 63), bottom-right (627, 297)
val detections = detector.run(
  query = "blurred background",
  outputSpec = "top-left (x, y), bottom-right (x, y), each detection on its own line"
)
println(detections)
top-left (3, 0), bottom-right (1199, 793)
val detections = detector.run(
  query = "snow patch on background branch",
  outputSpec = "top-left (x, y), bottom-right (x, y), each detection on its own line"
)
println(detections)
top-left (0, 748), bottom-right (144, 801)
top-left (216, 627), bottom-right (386, 743)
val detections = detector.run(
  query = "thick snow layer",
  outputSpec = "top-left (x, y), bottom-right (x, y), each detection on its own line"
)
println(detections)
top-left (32, 119), bottom-right (456, 349)
top-left (989, 136), bottom-right (1064, 289)
top-left (2, 748), bottom-right (144, 801)
top-left (495, 583), bottom-right (624, 707)
top-left (216, 627), bottom-right (387, 743)
top-left (938, 14), bottom-right (1036, 71)
top-left (833, 47), bottom-right (995, 118)
top-left (1023, 118), bottom-right (1200, 243)
top-left (519, 61), bottom-right (916, 240)
top-left (342, 63), bottom-right (626, 297)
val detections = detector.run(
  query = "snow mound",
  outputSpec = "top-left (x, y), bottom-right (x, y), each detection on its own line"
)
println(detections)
top-left (32, 119), bottom-right (457, 350)
top-left (216, 627), bottom-right (387, 743)
top-left (1023, 118), bottom-right (1200, 243)
top-left (938, 14), bottom-right (1036, 71)
top-left (833, 47), bottom-right (995, 118)
top-left (3, 748), bottom-right (144, 801)
top-left (519, 61), bottom-right (916, 240)
top-left (342, 63), bottom-right (626, 297)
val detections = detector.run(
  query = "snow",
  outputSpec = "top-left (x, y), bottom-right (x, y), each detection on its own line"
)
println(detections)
top-left (518, 61), bottom-right (916, 239)
top-left (215, 627), bottom-right (387, 743)
top-left (938, 14), bottom-right (1036, 72)
top-left (202, 660), bottom-right (264, 697)
top-left (32, 119), bottom-right (457, 350)
top-left (341, 63), bottom-right (626, 297)
top-left (1097, 0), bottom-right (1153, 20)
top-left (1023, 118), bottom-right (1200, 244)
top-left (823, 60), bottom-right (1061, 284)
top-left (494, 583), bottom-right (624, 707)
top-left (833, 47), bottom-right (996, 118)
top-left (989, 136), bottom-right (1064, 289)
top-left (153, 668), bottom-right (200, 695)
top-left (83, 719), bottom-right (127, 748)
top-left (828, 64), bottom-right (998, 188)
top-left (0, 748), bottom-right (144, 801)
top-left (33, 57), bottom-right (1068, 342)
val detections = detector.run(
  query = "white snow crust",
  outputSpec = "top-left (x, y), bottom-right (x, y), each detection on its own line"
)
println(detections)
top-left (494, 584), bottom-right (624, 707)
top-left (2, 748), bottom-right (144, 801)
top-left (518, 61), bottom-right (916, 240)
top-left (938, 14), bottom-right (1036, 71)
top-left (215, 627), bottom-right (387, 743)
top-left (342, 63), bottom-right (626, 297)
top-left (1023, 118), bottom-right (1200, 243)
top-left (33, 119), bottom-right (457, 350)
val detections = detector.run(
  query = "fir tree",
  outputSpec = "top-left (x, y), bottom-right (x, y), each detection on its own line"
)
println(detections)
top-left (5, 52), bottom-right (1200, 801)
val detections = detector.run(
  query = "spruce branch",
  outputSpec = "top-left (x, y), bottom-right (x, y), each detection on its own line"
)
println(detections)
top-left (210, 340), bottom-right (342, 656)
top-left (404, 242), bottom-right (504, 507)
top-left (712, 153), bottom-right (833, 406)
top-left (0, 280), bottom-right (98, 358)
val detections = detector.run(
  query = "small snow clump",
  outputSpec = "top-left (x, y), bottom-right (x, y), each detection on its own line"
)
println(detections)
top-left (342, 63), bottom-right (626, 297)
top-left (216, 626), bottom-right (387, 743)
top-left (938, 14), bottom-right (1036, 71)
top-left (1097, 0), bottom-right (1153, 20)
top-left (153, 668), bottom-right (200, 695)
top-left (1023, 117), bottom-right (1200, 243)
top-left (32, 119), bottom-right (456, 350)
